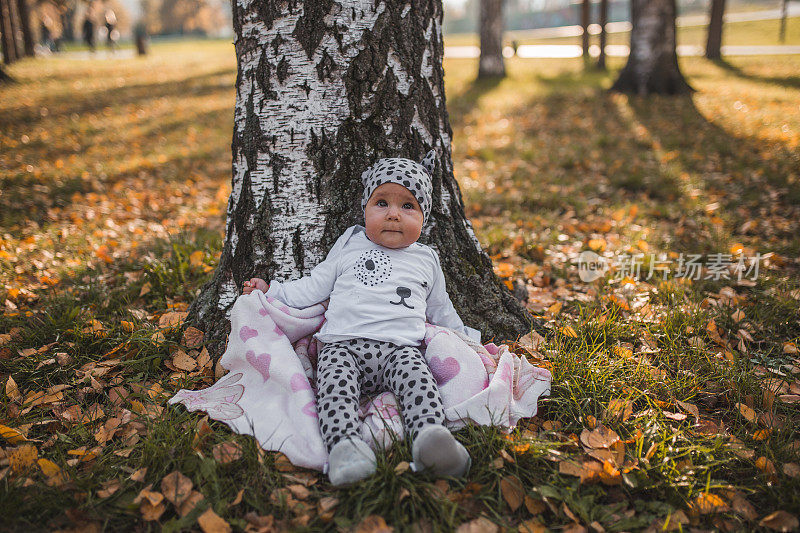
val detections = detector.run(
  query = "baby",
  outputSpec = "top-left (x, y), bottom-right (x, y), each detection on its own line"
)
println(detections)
top-left (243, 151), bottom-right (479, 485)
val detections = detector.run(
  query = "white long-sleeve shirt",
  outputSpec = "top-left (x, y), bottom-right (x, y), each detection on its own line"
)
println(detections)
top-left (266, 225), bottom-right (480, 346)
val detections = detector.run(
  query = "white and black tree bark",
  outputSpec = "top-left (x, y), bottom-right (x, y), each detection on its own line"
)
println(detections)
top-left (705, 0), bottom-right (725, 60)
top-left (190, 0), bottom-right (536, 356)
top-left (611, 0), bottom-right (691, 95)
top-left (478, 0), bottom-right (505, 78)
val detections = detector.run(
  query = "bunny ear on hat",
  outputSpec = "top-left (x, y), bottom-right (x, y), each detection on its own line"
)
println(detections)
top-left (420, 149), bottom-right (437, 176)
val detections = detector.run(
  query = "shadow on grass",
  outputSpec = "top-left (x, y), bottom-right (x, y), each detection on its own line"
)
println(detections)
top-left (711, 58), bottom-right (800, 90)
top-left (0, 66), bottom-right (236, 125)
top-left (458, 66), bottom-right (800, 255)
top-left (447, 76), bottom-right (503, 127)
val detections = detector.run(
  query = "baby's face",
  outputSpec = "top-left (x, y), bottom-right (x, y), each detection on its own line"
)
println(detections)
top-left (364, 182), bottom-right (424, 249)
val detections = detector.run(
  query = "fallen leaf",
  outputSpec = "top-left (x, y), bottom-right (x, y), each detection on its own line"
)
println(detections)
top-left (355, 514), bottom-right (394, 533)
top-left (161, 470), bottom-right (194, 507)
top-left (5, 376), bottom-right (21, 402)
top-left (9, 444), bottom-right (38, 473)
top-left (198, 508), bottom-right (232, 533)
top-left (524, 495), bottom-right (546, 515)
top-left (456, 516), bottom-right (497, 533)
top-left (736, 402), bottom-right (758, 423)
top-left (758, 510), bottom-right (799, 531)
top-left (394, 461), bottom-right (410, 474)
top-left (783, 462), bottom-right (800, 478)
top-left (183, 327), bottom-right (205, 348)
top-left (229, 488), bottom-right (244, 507)
top-left (518, 519), bottom-right (547, 532)
top-left (580, 425), bottom-right (620, 449)
top-left (97, 479), bottom-right (122, 498)
top-left (605, 399), bottom-right (633, 421)
top-left (130, 467), bottom-right (148, 482)
top-left (140, 500), bottom-right (166, 521)
top-left (212, 442), bottom-right (242, 464)
top-left (499, 475), bottom-right (524, 511)
top-left (0, 424), bottom-right (28, 444)
top-left (178, 490), bottom-right (205, 517)
top-left (690, 493), bottom-right (729, 515)
top-left (172, 350), bottom-right (197, 371)
top-left (287, 484), bottom-right (309, 500)
top-left (317, 496), bottom-right (338, 521)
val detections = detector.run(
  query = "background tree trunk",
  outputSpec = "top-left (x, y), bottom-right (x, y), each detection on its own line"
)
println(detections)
top-left (705, 0), bottom-right (725, 60)
top-left (779, 0), bottom-right (788, 43)
top-left (0, 0), bottom-right (19, 63)
top-left (16, 0), bottom-right (34, 57)
top-left (190, 0), bottom-right (536, 357)
top-left (611, 0), bottom-right (692, 95)
top-left (61, 5), bottom-right (76, 42)
top-left (580, 0), bottom-right (590, 61)
top-left (478, 0), bottom-right (505, 78)
top-left (6, 0), bottom-right (21, 58)
top-left (597, 0), bottom-right (608, 69)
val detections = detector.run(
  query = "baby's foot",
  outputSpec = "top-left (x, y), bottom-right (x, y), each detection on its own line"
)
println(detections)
top-left (327, 438), bottom-right (376, 486)
top-left (242, 278), bottom-right (269, 295)
top-left (411, 425), bottom-right (471, 477)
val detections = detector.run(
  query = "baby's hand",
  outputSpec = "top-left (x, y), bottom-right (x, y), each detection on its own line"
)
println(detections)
top-left (243, 278), bottom-right (269, 295)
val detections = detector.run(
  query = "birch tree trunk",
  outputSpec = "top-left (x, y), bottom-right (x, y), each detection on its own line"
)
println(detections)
top-left (478, 0), bottom-right (505, 78)
top-left (611, 0), bottom-right (691, 95)
top-left (705, 0), bottom-right (725, 60)
top-left (190, 0), bottom-right (536, 356)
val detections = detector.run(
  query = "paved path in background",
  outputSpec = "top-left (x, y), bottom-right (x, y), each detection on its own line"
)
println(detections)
top-left (503, 5), bottom-right (800, 40)
top-left (445, 44), bottom-right (800, 59)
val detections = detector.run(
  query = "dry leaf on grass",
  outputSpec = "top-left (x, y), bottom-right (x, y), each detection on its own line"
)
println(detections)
top-left (198, 508), bottom-right (232, 533)
top-left (735, 403), bottom-right (758, 423)
top-left (182, 327), bottom-right (205, 348)
top-left (456, 516), bottom-right (498, 533)
top-left (524, 496), bottom-right (546, 515)
top-left (130, 467), bottom-right (147, 482)
top-left (690, 493), bottom-right (729, 515)
top-left (212, 442), bottom-right (242, 464)
top-left (355, 515), bottom-right (394, 533)
top-left (758, 510), bottom-right (799, 532)
top-left (9, 444), bottom-right (38, 473)
top-left (783, 462), bottom-right (800, 478)
top-left (178, 490), bottom-right (205, 517)
top-left (580, 425), bottom-right (620, 449)
top-left (161, 470), bottom-right (193, 507)
top-left (97, 479), bottom-right (121, 498)
top-left (518, 519), bottom-right (547, 532)
top-left (499, 475), bottom-right (524, 511)
top-left (0, 424), bottom-right (28, 445)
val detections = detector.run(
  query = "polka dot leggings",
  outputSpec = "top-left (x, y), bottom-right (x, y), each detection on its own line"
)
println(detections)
top-left (316, 339), bottom-right (446, 451)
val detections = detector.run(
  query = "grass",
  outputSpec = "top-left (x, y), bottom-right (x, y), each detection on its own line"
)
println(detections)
top-left (2, 40), bottom-right (800, 531)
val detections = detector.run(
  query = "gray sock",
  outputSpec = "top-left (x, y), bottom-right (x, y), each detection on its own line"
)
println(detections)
top-left (327, 438), bottom-right (377, 486)
top-left (411, 425), bottom-right (471, 477)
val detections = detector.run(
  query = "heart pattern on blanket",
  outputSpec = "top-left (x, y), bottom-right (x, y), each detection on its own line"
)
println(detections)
top-left (429, 356), bottom-right (460, 386)
top-left (245, 350), bottom-right (271, 382)
top-left (240, 325), bottom-right (259, 343)
top-left (290, 372), bottom-right (311, 392)
top-left (301, 401), bottom-right (318, 418)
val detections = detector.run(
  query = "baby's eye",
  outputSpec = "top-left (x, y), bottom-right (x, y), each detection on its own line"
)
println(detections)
top-left (377, 199), bottom-right (388, 207)
top-left (403, 202), bottom-right (415, 210)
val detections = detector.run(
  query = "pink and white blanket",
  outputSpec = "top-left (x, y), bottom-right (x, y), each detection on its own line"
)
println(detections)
top-left (169, 291), bottom-right (551, 471)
